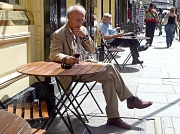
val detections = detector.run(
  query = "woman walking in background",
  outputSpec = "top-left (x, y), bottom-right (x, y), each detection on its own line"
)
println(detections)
top-left (164, 7), bottom-right (180, 48)
top-left (144, 3), bottom-right (159, 46)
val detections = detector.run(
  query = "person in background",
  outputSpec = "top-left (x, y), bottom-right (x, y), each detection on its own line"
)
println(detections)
top-left (164, 7), bottom-right (180, 48)
top-left (99, 13), bottom-right (148, 65)
top-left (158, 8), bottom-right (164, 36)
top-left (174, 9), bottom-right (180, 37)
top-left (128, 0), bottom-right (132, 22)
top-left (49, 3), bottom-right (153, 130)
top-left (144, 3), bottom-right (159, 46)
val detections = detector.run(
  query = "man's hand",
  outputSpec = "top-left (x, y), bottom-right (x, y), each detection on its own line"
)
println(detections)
top-left (117, 32), bottom-right (124, 37)
top-left (65, 56), bottom-right (79, 64)
top-left (73, 27), bottom-right (86, 38)
top-left (116, 27), bottom-right (121, 32)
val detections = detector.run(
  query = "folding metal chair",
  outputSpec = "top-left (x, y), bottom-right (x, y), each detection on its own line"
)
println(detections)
top-left (73, 81), bottom-right (103, 114)
top-left (59, 80), bottom-right (104, 123)
top-left (99, 33), bottom-right (125, 70)
top-left (120, 22), bottom-right (143, 68)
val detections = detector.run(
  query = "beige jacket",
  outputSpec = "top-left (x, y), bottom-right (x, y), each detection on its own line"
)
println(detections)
top-left (49, 23), bottom-right (95, 90)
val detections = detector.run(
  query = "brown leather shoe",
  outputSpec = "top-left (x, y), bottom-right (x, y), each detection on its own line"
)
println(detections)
top-left (127, 97), bottom-right (153, 109)
top-left (107, 117), bottom-right (131, 129)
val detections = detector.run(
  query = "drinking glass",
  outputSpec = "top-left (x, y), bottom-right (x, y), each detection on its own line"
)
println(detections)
top-left (120, 29), bottom-right (124, 34)
top-left (73, 48), bottom-right (80, 65)
top-left (73, 49), bottom-right (80, 58)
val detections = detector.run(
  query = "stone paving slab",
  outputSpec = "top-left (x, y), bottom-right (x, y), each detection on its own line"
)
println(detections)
top-left (47, 115), bottom-right (157, 134)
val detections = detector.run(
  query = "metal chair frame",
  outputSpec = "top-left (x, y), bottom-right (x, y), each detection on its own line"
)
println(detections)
top-left (99, 33), bottom-right (125, 70)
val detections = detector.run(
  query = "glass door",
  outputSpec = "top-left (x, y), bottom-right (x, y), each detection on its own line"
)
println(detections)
top-left (77, 0), bottom-right (94, 39)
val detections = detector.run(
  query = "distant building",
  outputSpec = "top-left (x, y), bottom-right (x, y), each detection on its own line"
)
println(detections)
top-left (151, 0), bottom-right (172, 10)
top-left (175, 0), bottom-right (180, 13)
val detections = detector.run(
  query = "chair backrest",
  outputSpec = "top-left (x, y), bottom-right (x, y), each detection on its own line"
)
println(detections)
top-left (94, 26), bottom-right (102, 47)
top-left (120, 22), bottom-right (135, 33)
top-left (94, 26), bottom-right (98, 47)
top-left (98, 32), bottom-right (111, 49)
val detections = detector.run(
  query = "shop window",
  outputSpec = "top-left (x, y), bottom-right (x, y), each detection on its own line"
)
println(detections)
top-left (77, 0), bottom-right (94, 39)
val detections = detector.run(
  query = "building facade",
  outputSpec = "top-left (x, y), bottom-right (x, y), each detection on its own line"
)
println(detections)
top-left (175, 0), bottom-right (180, 13)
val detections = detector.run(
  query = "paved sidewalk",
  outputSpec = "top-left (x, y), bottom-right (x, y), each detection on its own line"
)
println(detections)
top-left (47, 28), bottom-right (180, 134)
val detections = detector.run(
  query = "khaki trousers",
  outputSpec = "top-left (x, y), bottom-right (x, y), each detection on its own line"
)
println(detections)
top-left (81, 63), bottom-right (133, 118)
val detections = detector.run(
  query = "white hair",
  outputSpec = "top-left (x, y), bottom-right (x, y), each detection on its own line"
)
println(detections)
top-left (66, 3), bottom-right (86, 17)
top-left (103, 13), bottom-right (112, 18)
top-left (102, 13), bottom-right (112, 23)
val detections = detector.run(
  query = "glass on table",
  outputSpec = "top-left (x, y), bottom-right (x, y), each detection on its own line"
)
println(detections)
top-left (73, 48), bottom-right (81, 65)
top-left (73, 48), bottom-right (80, 58)
top-left (120, 29), bottom-right (124, 34)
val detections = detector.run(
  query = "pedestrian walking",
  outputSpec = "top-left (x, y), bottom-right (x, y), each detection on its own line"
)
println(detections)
top-left (144, 3), bottom-right (159, 46)
top-left (158, 8), bottom-right (164, 36)
top-left (165, 7), bottom-right (180, 48)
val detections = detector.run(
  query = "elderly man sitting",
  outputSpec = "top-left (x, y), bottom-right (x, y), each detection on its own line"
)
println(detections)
top-left (49, 4), bottom-right (152, 130)
top-left (99, 13), bottom-right (148, 64)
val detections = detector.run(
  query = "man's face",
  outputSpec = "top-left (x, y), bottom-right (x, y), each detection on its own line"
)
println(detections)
top-left (104, 17), bottom-right (111, 24)
top-left (68, 10), bottom-right (86, 30)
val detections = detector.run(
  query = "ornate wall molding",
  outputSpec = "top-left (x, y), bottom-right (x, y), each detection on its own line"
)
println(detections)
top-left (31, 0), bottom-right (44, 61)
top-left (0, 72), bottom-right (27, 89)
top-left (0, 32), bottom-right (30, 44)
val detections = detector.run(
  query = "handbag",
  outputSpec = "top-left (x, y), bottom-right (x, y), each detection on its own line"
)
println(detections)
top-left (161, 14), bottom-right (169, 25)
top-left (161, 18), bottom-right (168, 25)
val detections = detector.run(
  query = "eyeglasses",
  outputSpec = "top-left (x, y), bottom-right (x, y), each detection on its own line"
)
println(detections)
top-left (74, 18), bottom-right (86, 23)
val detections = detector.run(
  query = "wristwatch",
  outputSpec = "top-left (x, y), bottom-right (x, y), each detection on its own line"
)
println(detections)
top-left (82, 34), bottom-right (89, 41)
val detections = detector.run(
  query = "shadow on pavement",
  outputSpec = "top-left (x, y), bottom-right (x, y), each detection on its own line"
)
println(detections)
top-left (47, 115), bottom-right (144, 134)
top-left (153, 47), bottom-right (168, 49)
top-left (118, 66), bottom-right (140, 73)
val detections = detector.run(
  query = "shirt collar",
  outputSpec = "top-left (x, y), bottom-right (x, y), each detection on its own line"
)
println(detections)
top-left (69, 28), bottom-right (77, 40)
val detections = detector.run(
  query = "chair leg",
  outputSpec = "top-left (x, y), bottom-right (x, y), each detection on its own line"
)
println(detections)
top-left (63, 81), bottom-right (104, 124)
top-left (79, 82), bottom-right (103, 114)
top-left (85, 83), bottom-right (104, 114)
top-left (110, 52), bottom-right (122, 70)
top-left (122, 53), bottom-right (131, 68)
top-left (140, 63), bottom-right (144, 68)
top-left (71, 93), bottom-right (89, 122)
top-left (104, 52), bottom-right (112, 63)
top-left (104, 51), bottom-right (121, 70)
top-left (61, 82), bottom-right (89, 123)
